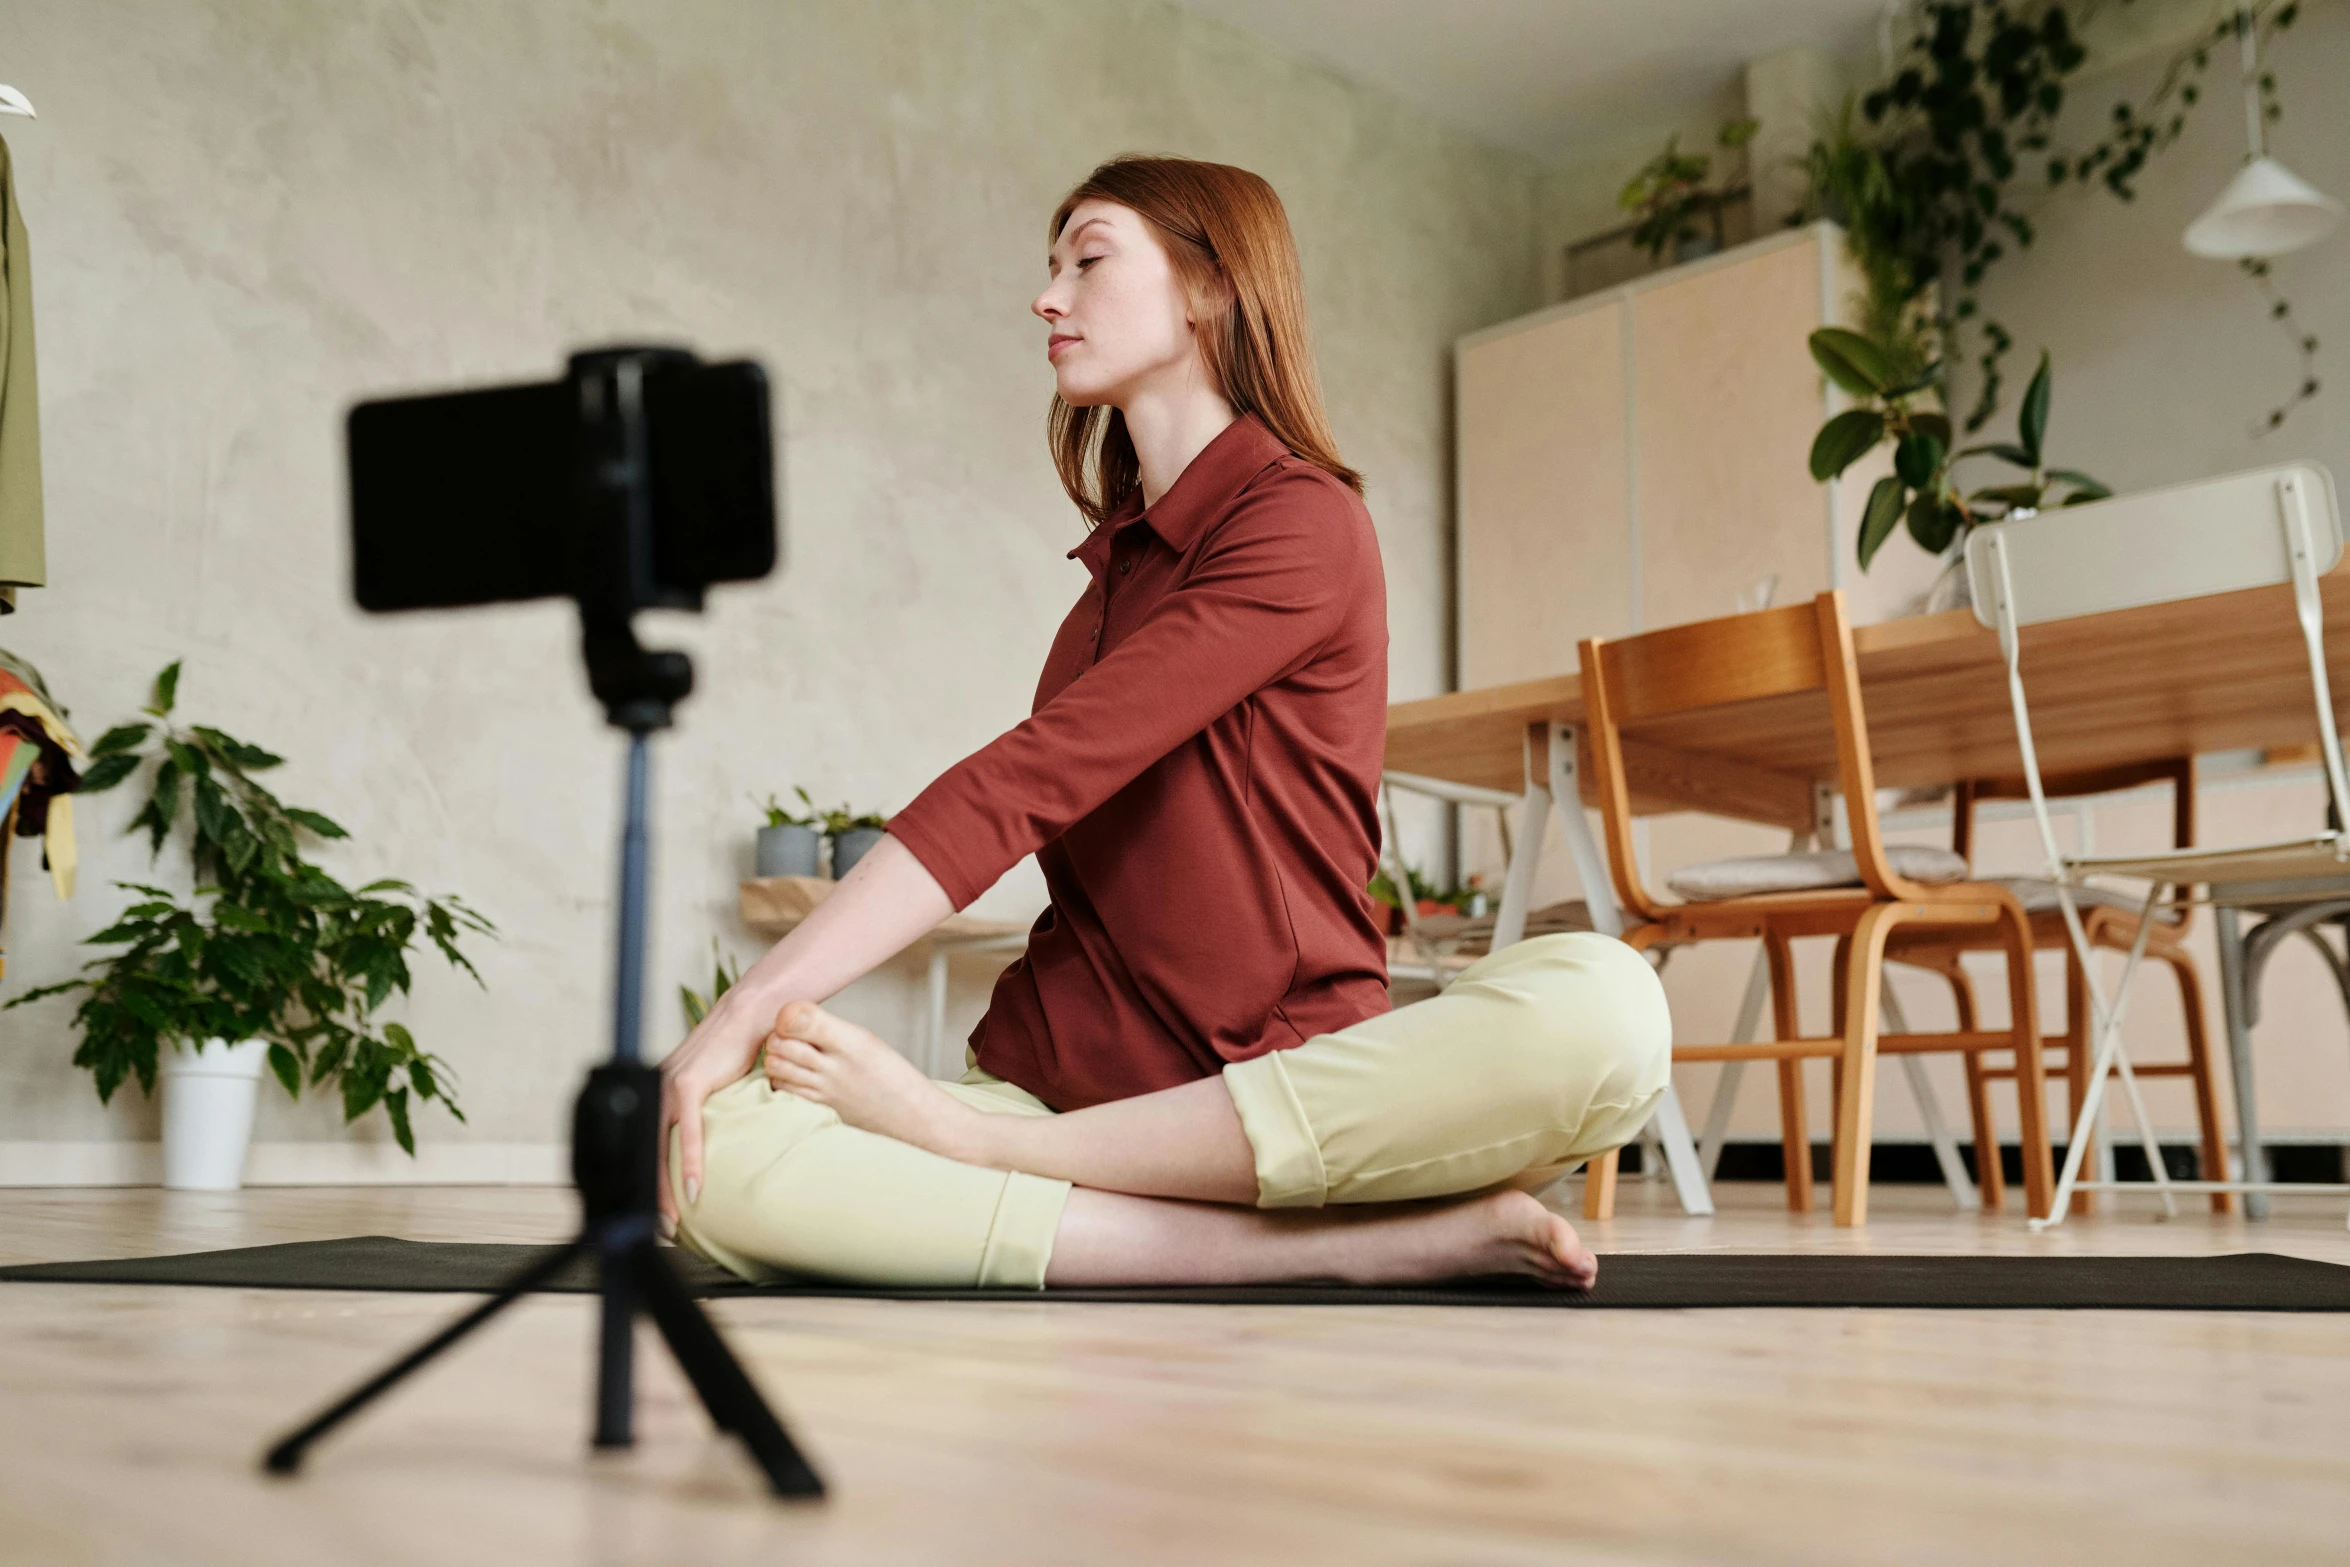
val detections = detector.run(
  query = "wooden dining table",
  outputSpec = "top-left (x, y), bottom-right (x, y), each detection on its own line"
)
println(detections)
top-left (1383, 571), bottom-right (2350, 1218)
top-left (1389, 574), bottom-right (2350, 825)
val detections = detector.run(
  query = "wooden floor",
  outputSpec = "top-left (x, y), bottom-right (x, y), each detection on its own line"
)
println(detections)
top-left (4, 1180), bottom-right (2349, 1566)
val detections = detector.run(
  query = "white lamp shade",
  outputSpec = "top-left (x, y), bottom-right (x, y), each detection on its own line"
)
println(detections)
top-left (2184, 156), bottom-right (2343, 259)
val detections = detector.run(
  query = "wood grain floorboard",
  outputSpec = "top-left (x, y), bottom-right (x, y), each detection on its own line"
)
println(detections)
top-left (2, 1180), bottom-right (2346, 1565)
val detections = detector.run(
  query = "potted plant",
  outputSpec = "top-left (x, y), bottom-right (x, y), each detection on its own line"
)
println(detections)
top-left (1367, 866), bottom-right (1491, 936)
top-left (1618, 117), bottom-right (1758, 266)
top-left (818, 803), bottom-right (891, 879)
top-left (1807, 333), bottom-right (2109, 609)
top-left (7, 663), bottom-right (494, 1188)
top-left (754, 789), bottom-right (823, 878)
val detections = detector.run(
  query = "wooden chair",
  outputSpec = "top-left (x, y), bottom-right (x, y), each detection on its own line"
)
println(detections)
top-left (1886, 759), bottom-right (2231, 1215)
top-left (1575, 590), bottom-right (2056, 1226)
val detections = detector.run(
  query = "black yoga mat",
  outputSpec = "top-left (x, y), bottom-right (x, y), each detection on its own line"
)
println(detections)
top-left (4, 1236), bottom-right (2347, 1310)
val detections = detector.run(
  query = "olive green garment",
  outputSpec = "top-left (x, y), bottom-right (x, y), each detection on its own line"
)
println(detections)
top-left (0, 134), bottom-right (41, 601)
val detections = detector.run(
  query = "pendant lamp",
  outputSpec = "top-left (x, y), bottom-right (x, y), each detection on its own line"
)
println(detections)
top-left (2182, 8), bottom-right (2340, 259)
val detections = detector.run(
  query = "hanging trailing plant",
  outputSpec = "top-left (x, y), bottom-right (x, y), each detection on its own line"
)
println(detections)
top-left (1807, 0), bottom-right (2310, 432)
top-left (6, 662), bottom-right (495, 1153)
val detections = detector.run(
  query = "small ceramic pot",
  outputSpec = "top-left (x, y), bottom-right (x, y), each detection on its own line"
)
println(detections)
top-left (829, 826), bottom-right (887, 879)
top-left (755, 823), bottom-right (822, 878)
top-left (160, 1037), bottom-right (269, 1191)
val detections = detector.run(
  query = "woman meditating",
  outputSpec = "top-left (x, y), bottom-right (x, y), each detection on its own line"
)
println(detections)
top-left (657, 155), bottom-right (1670, 1291)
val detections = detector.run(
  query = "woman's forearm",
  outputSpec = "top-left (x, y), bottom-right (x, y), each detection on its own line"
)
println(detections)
top-left (720, 833), bottom-right (953, 1026)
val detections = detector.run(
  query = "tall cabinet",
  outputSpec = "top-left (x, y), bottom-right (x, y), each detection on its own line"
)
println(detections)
top-left (1455, 222), bottom-right (1911, 690)
top-left (1451, 223), bottom-right (1935, 1143)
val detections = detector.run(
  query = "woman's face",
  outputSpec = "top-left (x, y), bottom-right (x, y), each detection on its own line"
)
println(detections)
top-left (1033, 199), bottom-right (1202, 408)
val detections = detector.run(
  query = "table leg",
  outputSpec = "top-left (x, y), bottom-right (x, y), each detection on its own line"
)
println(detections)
top-left (2214, 906), bottom-right (2270, 1221)
top-left (1698, 834), bottom-right (1809, 1182)
top-left (1880, 985), bottom-right (1979, 1211)
top-left (1697, 950), bottom-right (1770, 1181)
top-left (926, 946), bottom-right (951, 1081)
top-left (1546, 722), bottom-right (1713, 1217)
top-left (1489, 779), bottom-right (1549, 953)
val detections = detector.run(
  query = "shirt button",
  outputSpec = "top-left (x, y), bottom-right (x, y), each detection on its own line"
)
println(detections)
top-left (1119, 557), bottom-right (1134, 576)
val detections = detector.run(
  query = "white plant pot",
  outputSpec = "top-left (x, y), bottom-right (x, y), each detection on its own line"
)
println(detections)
top-left (159, 1037), bottom-right (270, 1191)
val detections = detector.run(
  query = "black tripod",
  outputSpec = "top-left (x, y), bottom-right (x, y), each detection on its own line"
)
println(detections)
top-left (262, 364), bottom-right (824, 1495)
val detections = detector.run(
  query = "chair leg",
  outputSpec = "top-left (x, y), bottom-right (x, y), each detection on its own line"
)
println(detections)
top-left (1832, 908), bottom-right (1899, 1228)
top-left (1582, 1147), bottom-right (1620, 1220)
top-left (1765, 934), bottom-right (1812, 1213)
top-left (2001, 901), bottom-right (2056, 1220)
top-left (2167, 948), bottom-right (2232, 1215)
top-left (1944, 962), bottom-right (2004, 1213)
top-left (1828, 936), bottom-right (1850, 1205)
top-left (2064, 947), bottom-right (2095, 1217)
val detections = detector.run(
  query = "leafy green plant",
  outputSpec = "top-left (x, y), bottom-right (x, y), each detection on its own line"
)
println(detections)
top-left (1810, 331), bottom-right (2109, 570)
top-left (759, 787), bottom-right (885, 834)
top-left (759, 788), bottom-right (818, 829)
top-left (679, 939), bottom-right (743, 1030)
top-left (815, 804), bottom-right (889, 835)
top-left (1619, 118), bottom-right (1759, 264)
top-left (6, 662), bottom-right (494, 1153)
top-left (1367, 866), bottom-right (1488, 916)
top-left (1803, 1), bottom-right (2307, 432)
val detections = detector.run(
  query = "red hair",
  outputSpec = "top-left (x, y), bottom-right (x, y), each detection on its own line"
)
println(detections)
top-left (1048, 155), bottom-right (1361, 527)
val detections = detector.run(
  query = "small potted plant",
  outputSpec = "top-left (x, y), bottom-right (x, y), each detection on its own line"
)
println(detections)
top-left (754, 788), bottom-right (823, 878)
top-left (819, 803), bottom-right (891, 879)
top-left (7, 662), bottom-right (494, 1188)
top-left (1618, 117), bottom-right (1759, 265)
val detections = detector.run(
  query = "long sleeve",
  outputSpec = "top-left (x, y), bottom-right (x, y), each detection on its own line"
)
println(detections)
top-left (890, 468), bottom-right (1365, 909)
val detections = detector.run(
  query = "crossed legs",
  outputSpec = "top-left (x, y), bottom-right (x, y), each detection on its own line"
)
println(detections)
top-left (680, 933), bottom-right (1673, 1291)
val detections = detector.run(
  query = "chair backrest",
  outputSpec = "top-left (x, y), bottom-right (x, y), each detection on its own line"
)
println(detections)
top-left (1955, 758), bottom-right (2196, 863)
top-left (1579, 590), bottom-right (1930, 922)
top-left (1954, 757), bottom-right (2200, 937)
top-left (1965, 460), bottom-right (2350, 854)
top-left (1963, 461), bottom-right (2340, 627)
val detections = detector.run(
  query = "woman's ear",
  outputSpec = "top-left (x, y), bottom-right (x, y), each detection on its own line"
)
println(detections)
top-left (1186, 266), bottom-right (1236, 332)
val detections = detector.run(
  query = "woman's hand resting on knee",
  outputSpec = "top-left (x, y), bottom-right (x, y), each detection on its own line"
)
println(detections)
top-left (656, 833), bottom-right (955, 1230)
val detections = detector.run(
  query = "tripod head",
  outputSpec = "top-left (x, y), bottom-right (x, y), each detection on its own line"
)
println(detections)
top-left (572, 348), bottom-right (698, 734)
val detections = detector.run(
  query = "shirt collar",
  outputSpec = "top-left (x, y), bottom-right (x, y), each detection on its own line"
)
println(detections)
top-left (1067, 414), bottom-right (1289, 567)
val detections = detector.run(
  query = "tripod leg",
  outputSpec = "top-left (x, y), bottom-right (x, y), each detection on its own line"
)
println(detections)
top-left (625, 1241), bottom-right (825, 1498)
top-left (262, 1238), bottom-right (588, 1476)
top-left (594, 1237), bottom-right (638, 1449)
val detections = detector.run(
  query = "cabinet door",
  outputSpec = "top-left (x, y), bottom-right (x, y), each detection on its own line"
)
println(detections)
top-left (1456, 302), bottom-right (1630, 689)
top-left (1632, 233), bottom-right (1831, 632)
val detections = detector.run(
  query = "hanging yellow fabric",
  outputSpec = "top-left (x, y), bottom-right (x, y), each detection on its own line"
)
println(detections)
top-left (0, 133), bottom-right (43, 603)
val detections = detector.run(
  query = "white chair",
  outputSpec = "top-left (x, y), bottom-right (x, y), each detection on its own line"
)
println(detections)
top-left (1967, 459), bottom-right (2350, 1227)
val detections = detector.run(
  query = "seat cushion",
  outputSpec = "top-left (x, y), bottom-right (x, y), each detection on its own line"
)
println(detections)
top-left (1989, 876), bottom-right (2186, 924)
top-left (1667, 847), bottom-right (1971, 902)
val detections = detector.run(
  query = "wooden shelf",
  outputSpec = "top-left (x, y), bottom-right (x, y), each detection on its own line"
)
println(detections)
top-left (738, 876), bottom-right (1032, 944)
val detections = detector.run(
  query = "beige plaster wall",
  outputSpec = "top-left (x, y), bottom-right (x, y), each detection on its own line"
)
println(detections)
top-left (0, 0), bottom-right (1541, 1157)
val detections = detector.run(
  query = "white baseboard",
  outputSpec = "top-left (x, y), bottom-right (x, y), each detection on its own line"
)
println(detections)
top-left (0, 1141), bottom-right (569, 1187)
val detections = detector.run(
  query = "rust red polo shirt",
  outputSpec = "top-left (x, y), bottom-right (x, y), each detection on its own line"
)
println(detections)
top-left (887, 414), bottom-right (1391, 1110)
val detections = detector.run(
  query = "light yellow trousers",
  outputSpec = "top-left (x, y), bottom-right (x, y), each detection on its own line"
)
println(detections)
top-left (673, 933), bottom-right (1670, 1288)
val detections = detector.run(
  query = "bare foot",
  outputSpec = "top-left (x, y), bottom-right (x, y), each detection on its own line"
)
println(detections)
top-left (1347, 1190), bottom-right (1598, 1290)
top-left (763, 1001), bottom-right (986, 1159)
